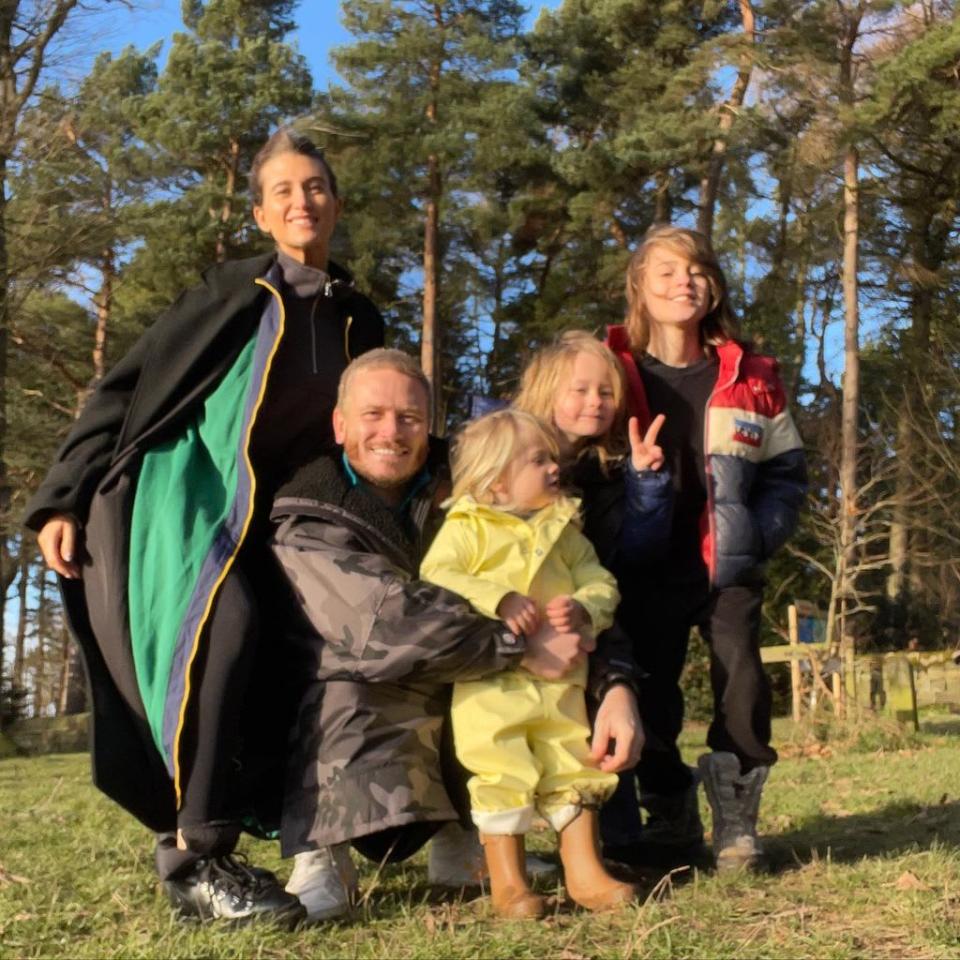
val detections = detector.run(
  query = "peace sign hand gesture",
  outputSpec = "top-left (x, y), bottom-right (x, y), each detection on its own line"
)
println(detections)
top-left (628, 414), bottom-right (666, 472)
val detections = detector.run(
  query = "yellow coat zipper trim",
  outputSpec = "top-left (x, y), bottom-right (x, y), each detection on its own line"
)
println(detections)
top-left (171, 277), bottom-right (286, 807)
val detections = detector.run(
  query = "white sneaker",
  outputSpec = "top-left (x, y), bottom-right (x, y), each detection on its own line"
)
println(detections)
top-left (285, 844), bottom-right (358, 922)
top-left (427, 822), bottom-right (558, 887)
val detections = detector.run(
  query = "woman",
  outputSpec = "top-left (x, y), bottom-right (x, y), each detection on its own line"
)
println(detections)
top-left (604, 224), bottom-right (806, 870)
top-left (25, 129), bottom-right (383, 923)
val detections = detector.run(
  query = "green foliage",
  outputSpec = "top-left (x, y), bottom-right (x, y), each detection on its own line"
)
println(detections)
top-left (316, 0), bottom-right (529, 405)
top-left (127, 0), bottom-right (313, 300)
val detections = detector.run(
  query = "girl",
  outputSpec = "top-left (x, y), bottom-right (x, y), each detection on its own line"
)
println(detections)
top-left (420, 409), bottom-right (636, 918)
top-left (514, 331), bottom-right (678, 865)
top-left (604, 224), bottom-right (806, 870)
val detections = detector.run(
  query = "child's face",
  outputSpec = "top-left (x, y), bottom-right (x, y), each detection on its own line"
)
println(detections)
top-left (552, 351), bottom-right (617, 447)
top-left (641, 244), bottom-right (711, 329)
top-left (493, 430), bottom-right (560, 512)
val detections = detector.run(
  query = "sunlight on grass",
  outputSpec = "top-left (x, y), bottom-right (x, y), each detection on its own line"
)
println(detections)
top-left (2, 719), bottom-right (960, 958)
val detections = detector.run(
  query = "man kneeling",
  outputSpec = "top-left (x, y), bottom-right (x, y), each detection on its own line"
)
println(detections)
top-left (270, 350), bottom-right (597, 920)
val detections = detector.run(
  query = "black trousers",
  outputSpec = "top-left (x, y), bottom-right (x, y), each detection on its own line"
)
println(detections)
top-left (156, 558), bottom-right (452, 881)
top-left (600, 574), bottom-right (776, 848)
top-left (156, 562), bottom-right (269, 879)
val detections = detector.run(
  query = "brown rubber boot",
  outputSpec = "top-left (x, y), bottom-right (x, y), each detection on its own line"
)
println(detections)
top-left (558, 809), bottom-right (638, 912)
top-left (479, 833), bottom-right (547, 919)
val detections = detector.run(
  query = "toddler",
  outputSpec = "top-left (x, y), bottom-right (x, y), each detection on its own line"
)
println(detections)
top-left (421, 409), bottom-right (636, 918)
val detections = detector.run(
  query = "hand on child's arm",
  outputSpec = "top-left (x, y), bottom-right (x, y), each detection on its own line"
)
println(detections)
top-left (496, 591), bottom-right (539, 635)
top-left (520, 620), bottom-right (584, 681)
top-left (629, 414), bottom-right (666, 472)
top-left (545, 595), bottom-right (588, 633)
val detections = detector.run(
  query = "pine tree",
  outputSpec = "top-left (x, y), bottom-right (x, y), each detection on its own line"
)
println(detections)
top-left (125, 0), bottom-right (312, 323)
top-left (0, 1), bottom-right (120, 700)
top-left (516, 0), bottom-right (736, 338)
top-left (315, 0), bottom-right (527, 430)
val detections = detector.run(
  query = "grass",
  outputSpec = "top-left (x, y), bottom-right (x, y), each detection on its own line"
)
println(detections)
top-left (2, 716), bottom-right (960, 958)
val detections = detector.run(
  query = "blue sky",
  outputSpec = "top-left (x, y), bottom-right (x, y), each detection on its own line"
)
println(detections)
top-left (97, 1), bottom-right (563, 89)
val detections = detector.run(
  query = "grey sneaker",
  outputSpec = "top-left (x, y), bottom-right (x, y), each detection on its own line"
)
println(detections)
top-left (698, 752), bottom-right (768, 871)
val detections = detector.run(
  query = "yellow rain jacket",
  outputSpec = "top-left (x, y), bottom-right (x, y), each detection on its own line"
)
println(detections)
top-left (420, 496), bottom-right (620, 834)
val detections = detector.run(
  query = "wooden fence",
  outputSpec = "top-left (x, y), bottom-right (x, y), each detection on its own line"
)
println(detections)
top-left (762, 603), bottom-right (960, 729)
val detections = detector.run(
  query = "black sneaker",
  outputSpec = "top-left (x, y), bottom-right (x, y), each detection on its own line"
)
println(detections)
top-left (164, 854), bottom-right (306, 927)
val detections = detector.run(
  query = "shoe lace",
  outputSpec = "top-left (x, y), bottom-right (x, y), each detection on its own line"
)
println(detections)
top-left (204, 853), bottom-right (264, 896)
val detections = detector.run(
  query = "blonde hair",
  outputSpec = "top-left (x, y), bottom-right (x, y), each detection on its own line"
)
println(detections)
top-left (337, 348), bottom-right (431, 414)
top-left (450, 409), bottom-right (564, 509)
top-left (624, 224), bottom-right (739, 355)
top-left (513, 330), bottom-right (627, 466)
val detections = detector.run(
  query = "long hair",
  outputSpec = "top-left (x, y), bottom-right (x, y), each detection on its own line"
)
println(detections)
top-left (624, 225), bottom-right (739, 355)
top-left (449, 409), bottom-right (563, 510)
top-left (513, 330), bottom-right (627, 468)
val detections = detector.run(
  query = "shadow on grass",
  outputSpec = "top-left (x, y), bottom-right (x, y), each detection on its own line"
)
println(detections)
top-left (765, 798), bottom-right (960, 873)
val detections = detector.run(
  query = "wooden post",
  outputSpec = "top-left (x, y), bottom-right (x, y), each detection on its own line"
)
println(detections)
top-left (844, 637), bottom-right (857, 718)
top-left (788, 604), bottom-right (801, 723)
top-left (884, 653), bottom-right (919, 731)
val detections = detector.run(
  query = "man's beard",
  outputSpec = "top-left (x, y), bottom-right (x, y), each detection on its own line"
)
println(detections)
top-left (351, 460), bottom-right (419, 489)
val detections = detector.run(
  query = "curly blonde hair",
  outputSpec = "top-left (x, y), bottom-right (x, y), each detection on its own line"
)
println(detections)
top-left (513, 330), bottom-right (627, 467)
top-left (624, 225), bottom-right (739, 356)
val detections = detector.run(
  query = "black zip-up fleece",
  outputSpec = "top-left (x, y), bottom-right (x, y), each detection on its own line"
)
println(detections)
top-left (24, 253), bottom-right (383, 530)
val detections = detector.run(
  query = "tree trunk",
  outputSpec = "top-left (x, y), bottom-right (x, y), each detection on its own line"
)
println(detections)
top-left (13, 542), bottom-right (27, 689)
top-left (697, 0), bottom-right (755, 239)
top-left (77, 240), bottom-right (114, 414)
top-left (837, 2), bottom-right (863, 662)
top-left (214, 137), bottom-right (240, 263)
top-left (653, 170), bottom-right (672, 223)
top-left (57, 625), bottom-right (71, 715)
top-left (421, 13), bottom-right (443, 434)
top-left (887, 210), bottom-right (942, 622)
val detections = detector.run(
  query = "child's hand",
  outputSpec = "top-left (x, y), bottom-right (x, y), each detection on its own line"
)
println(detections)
top-left (497, 591), bottom-right (539, 635)
top-left (545, 595), bottom-right (588, 633)
top-left (629, 414), bottom-right (666, 472)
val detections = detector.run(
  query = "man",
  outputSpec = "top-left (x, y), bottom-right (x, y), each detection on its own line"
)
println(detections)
top-left (269, 348), bottom-right (642, 921)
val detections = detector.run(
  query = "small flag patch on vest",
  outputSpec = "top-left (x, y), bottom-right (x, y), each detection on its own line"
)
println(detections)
top-left (733, 419), bottom-right (763, 447)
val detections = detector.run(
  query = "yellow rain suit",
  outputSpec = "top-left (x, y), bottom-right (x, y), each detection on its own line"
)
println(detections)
top-left (420, 496), bottom-right (620, 833)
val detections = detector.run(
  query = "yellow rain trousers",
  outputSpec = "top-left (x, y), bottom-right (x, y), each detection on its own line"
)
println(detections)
top-left (420, 496), bottom-right (620, 833)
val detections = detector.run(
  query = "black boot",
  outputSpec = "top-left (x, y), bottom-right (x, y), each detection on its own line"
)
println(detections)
top-left (164, 854), bottom-right (305, 926)
top-left (603, 777), bottom-right (708, 869)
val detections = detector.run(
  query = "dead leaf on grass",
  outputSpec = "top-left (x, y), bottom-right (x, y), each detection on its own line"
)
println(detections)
top-left (13, 913), bottom-right (35, 921)
top-left (893, 870), bottom-right (929, 891)
top-left (0, 864), bottom-right (30, 886)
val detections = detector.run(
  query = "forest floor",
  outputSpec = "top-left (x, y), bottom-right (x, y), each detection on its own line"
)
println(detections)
top-left (2, 715), bottom-right (960, 959)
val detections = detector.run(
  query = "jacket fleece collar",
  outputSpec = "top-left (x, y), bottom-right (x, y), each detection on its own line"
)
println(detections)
top-left (272, 437), bottom-right (450, 567)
